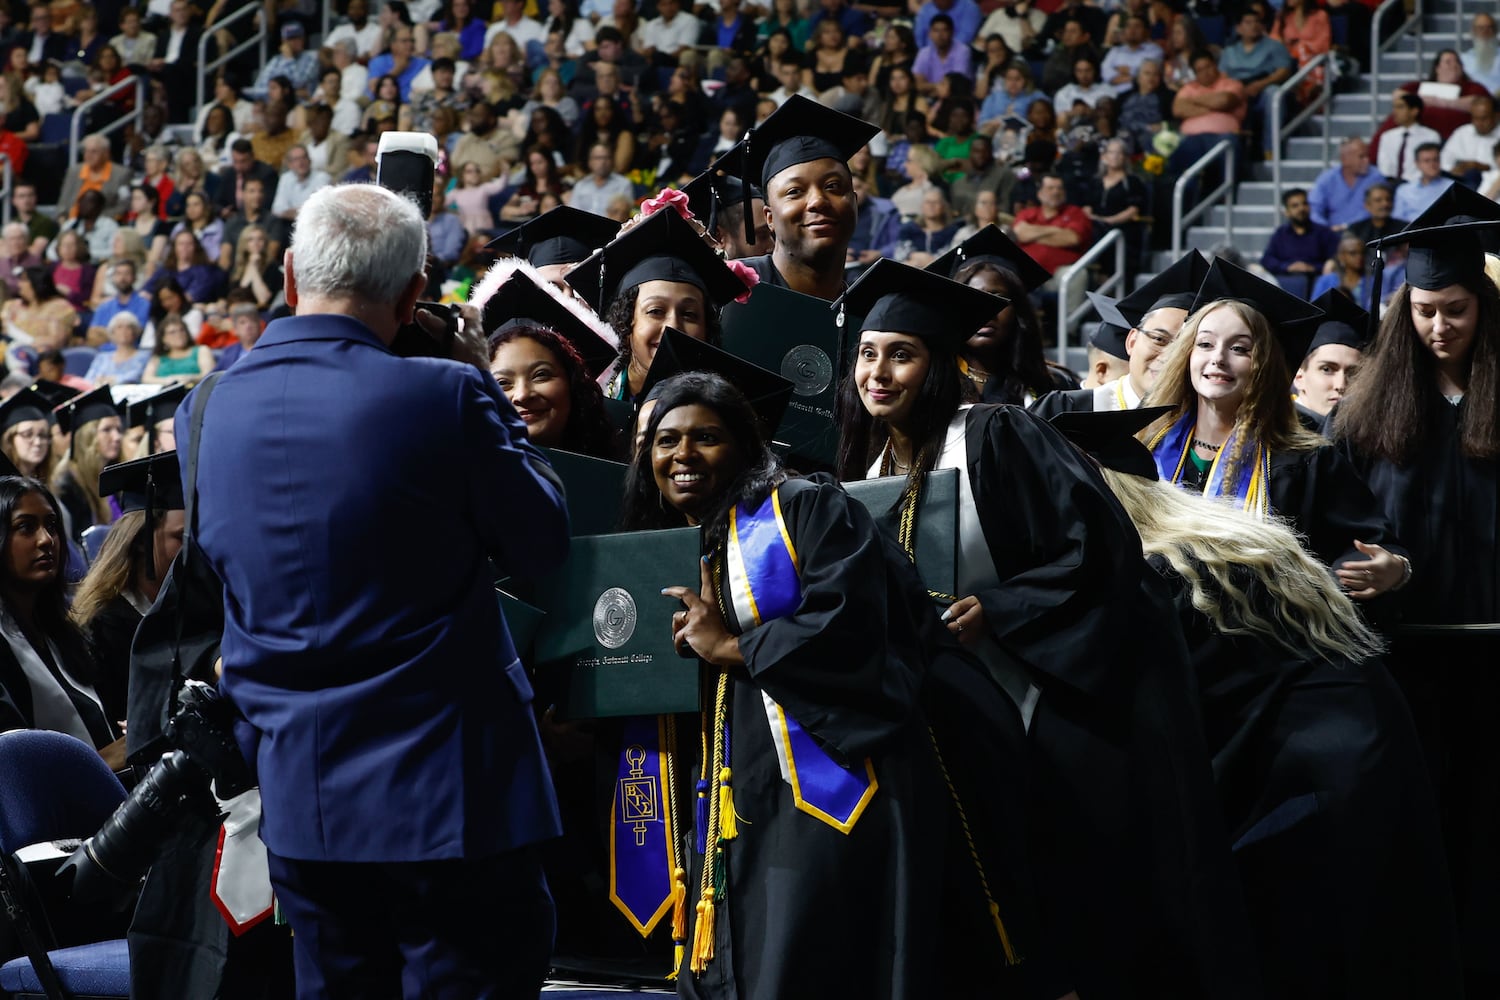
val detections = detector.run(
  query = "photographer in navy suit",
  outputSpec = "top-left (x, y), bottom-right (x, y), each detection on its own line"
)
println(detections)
top-left (179, 182), bottom-right (570, 998)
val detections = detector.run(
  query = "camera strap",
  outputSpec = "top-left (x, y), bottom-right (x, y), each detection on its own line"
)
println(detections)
top-left (0, 853), bottom-right (69, 1000)
top-left (173, 372), bottom-right (224, 686)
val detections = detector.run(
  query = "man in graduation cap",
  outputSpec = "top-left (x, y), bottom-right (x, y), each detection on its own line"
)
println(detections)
top-left (1078, 291), bottom-right (1132, 389)
top-left (682, 146), bottom-right (774, 260)
top-left (1293, 289), bottom-right (1369, 421)
top-left (126, 384), bottom-right (188, 457)
top-left (487, 204), bottom-right (622, 287)
top-left (736, 95), bottom-right (880, 300)
top-left (1033, 250), bottom-right (1211, 417)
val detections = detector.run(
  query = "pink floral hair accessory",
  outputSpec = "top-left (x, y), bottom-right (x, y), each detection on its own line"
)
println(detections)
top-left (725, 259), bottom-right (759, 304)
top-left (639, 188), bottom-right (694, 222)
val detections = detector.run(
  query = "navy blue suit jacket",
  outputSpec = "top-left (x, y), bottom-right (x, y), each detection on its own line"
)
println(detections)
top-left (179, 314), bottom-right (569, 863)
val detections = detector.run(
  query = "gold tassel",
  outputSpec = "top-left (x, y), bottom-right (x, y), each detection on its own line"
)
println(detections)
top-left (717, 767), bottom-right (740, 840)
top-left (690, 890), bottom-right (716, 974)
top-left (989, 900), bottom-right (1018, 965)
top-left (671, 867), bottom-right (688, 940)
top-left (669, 944), bottom-right (684, 980)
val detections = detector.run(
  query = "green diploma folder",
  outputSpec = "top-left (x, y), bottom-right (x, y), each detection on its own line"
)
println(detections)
top-left (544, 448), bottom-right (629, 537)
top-left (844, 469), bottom-right (959, 601)
top-left (532, 526), bottom-right (703, 719)
top-left (720, 284), bottom-right (855, 471)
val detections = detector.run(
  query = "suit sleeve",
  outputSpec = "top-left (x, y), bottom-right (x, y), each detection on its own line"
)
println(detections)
top-left (460, 366), bottom-right (571, 574)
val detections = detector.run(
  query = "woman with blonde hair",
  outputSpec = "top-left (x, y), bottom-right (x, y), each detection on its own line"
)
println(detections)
top-left (889, 144), bottom-right (941, 221)
top-left (1054, 406), bottom-right (1461, 1000)
top-left (0, 388), bottom-right (59, 483)
top-left (49, 386), bottom-right (123, 543)
top-left (228, 224), bottom-right (284, 311)
top-left (1143, 258), bottom-right (1408, 593)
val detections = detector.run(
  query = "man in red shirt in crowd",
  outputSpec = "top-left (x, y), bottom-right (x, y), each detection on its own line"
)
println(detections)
top-left (1013, 173), bottom-right (1092, 278)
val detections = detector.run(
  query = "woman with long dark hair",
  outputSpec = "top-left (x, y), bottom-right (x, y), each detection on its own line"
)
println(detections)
top-left (833, 257), bottom-right (1256, 999)
top-left (2, 265), bottom-right (80, 352)
top-left (1331, 210), bottom-right (1500, 993)
top-left (0, 476), bottom-right (117, 753)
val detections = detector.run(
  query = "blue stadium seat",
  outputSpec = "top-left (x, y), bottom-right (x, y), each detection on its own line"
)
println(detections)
top-left (61, 347), bottom-right (96, 378)
top-left (80, 525), bottom-right (111, 565)
top-left (1197, 15), bottom-right (1227, 47)
top-left (38, 114), bottom-right (71, 146)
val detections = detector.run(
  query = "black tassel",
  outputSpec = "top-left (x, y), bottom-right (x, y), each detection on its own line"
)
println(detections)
top-left (1366, 250), bottom-right (1385, 344)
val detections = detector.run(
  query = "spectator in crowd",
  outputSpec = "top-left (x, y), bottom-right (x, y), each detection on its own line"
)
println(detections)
top-left (758, 0), bottom-right (809, 51)
top-left (56, 190), bottom-right (119, 264)
top-left (894, 187), bottom-right (962, 266)
top-left (172, 146), bottom-right (220, 217)
top-left (0, 65), bottom-right (39, 143)
top-left (1168, 50), bottom-right (1245, 177)
top-left (1084, 138), bottom-right (1147, 260)
top-left (49, 231), bottom-right (95, 312)
top-left (520, 67), bottom-right (579, 130)
top-left (214, 139), bottom-right (280, 219)
top-left (152, 231), bottom-right (227, 307)
top-left (913, 14), bottom-right (972, 95)
top-left (214, 301), bottom-right (263, 370)
top-left (709, 0), bottom-right (755, 61)
top-left (2, 266), bottom-right (78, 351)
top-left (325, 0), bottom-right (383, 58)
top-left (542, 0), bottom-right (597, 60)
top-left (500, 148), bottom-right (568, 222)
top-left (570, 142), bottom-right (634, 216)
top-left (84, 313), bottom-right (150, 385)
top-left (1393, 142), bottom-right (1454, 221)
top-left (1480, 142), bottom-right (1500, 202)
top-left (1310, 232), bottom-right (1379, 303)
top-left (142, 312), bottom-right (215, 385)
top-left (768, 55), bottom-right (818, 106)
top-left (578, 93), bottom-right (635, 175)
top-left (977, 0), bottom-right (1044, 60)
top-left (485, 0), bottom-right (547, 52)
top-left (1102, 15), bottom-right (1164, 95)
top-left (0, 222), bottom-right (42, 295)
top-left (172, 190), bottom-right (225, 263)
top-left (1374, 92), bottom-right (1439, 183)
top-left (220, 175), bottom-right (289, 271)
top-left (146, 0), bottom-right (201, 122)
top-left (1260, 187), bottom-right (1339, 298)
top-left (1461, 12), bottom-right (1500, 94)
top-left (302, 102), bottom-right (352, 178)
top-left (1038, 0), bottom-right (1108, 52)
top-left (914, 0), bottom-right (982, 49)
top-left (1271, 0), bottom-right (1331, 100)
top-left (405, 57), bottom-right (466, 131)
top-left (804, 19), bottom-right (852, 95)
top-left (847, 168), bottom-right (899, 265)
top-left (248, 22), bottom-right (319, 101)
top-left (1440, 94), bottom-right (1500, 186)
top-left (951, 187), bottom-right (1002, 246)
top-left (1346, 182), bottom-right (1407, 248)
top-left (19, 5), bottom-right (71, 66)
top-left (109, 7), bottom-right (156, 66)
top-left (1393, 49), bottom-right (1491, 139)
top-left (11, 182), bottom-right (57, 257)
top-left (806, 0), bottom-right (870, 46)
top-left (638, 0), bottom-right (697, 69)
top-left (363, 73), bottom-right (405, 132)
top-left (1013, 172), bottom-right (1091, 276)
top-left (58, 134), bottom-right (134, 221)
top-left (1041, 16), bottom-right (1101, 94)
top-left (1217, 6), bottom-right (1292, 147)
top-left (329, 39), bottom-right (370, 112)
top-left (448, 160), bottom-right (507, 234)
top-left (454, 100), bottom-right (522, 184)
top-left (85, 258), bottom-right (152, 344)
top-left (979, 61), bottom-right (1040, 135)
top-left (253, 100), bottom-right (301, 176)
top-left (427, 186), bottom-right (466, 268)
top-left (341, 134), bottom-right (381, 184)
top-left (121, 186), bottom-right (171, 271)
top-left (271, 145), bottom-right (331, 222)
top-left (949, 133), bottom-right (1016, 219)
top-left (368, 22), bottom-right (430, 101)
top-left (1054, 57), bottom-right (1114, 128)
top-left (1118, 58), bottom-right (1172, 154)
top-left (890, 144), bottom-right (941, 220)
top-left (226, 225), bottom-right (284, 311)
top-left (1309, 136), bottom-right (1384, 231)
top-left (147, 276), bottom-right (204, 342)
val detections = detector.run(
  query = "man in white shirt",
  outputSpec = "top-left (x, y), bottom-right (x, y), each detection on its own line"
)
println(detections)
top-left (109, 8), bottom-right (157, 67)
top-left (1100, 15), bottom-right (1163, 95)
top-left (484, 0), bottom-right (547, 52)
top-left (569, 143), bottom-right (636, 215)
top-left (271, 146), bottom-right (331, 222)
top-left (1461, 12), bottom-right (1500, 95)
top-left (639, 0), bottom-right (702, 68)
top-left (1375, 93), bottom-right (1440, 183)
top-left (323, 0), bottom-right (384, 58)
top-left (767, 57), bottom-right (818, 106)
top-left (1441, 94), bottom-right (1500, 184)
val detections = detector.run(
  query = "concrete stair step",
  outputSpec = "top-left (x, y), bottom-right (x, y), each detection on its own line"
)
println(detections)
top-left (1181, 226), bottom-right (1272, 255)
top-left (1207, 204), bottom-right (1278, 227)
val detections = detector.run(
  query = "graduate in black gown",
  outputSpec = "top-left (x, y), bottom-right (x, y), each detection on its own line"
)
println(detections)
top-left (1290, 289), bottom-right (1369, 429)
top-left (47, 386), bottom-right (125, 545)
top-left (629, 372), bottom-right (1049, 1000)
top-left (1142, 258), bottom-right (1410, 600)
top-left (486, 204), bottom-right (622, 288)
top-left (1330, 189), bottom-right (1500, 993)
top-left (1053, 406), bottom-right (1463, 999)
top-left (833, 258), bottom-right (1260, 1000)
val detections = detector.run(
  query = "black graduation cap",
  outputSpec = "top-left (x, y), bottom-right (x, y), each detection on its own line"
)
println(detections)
top-left (1115, 250), bottom-right (1210, 329)
top-left (481, 269), bottom-right (619, 379)
top-left (98, 450), bottom-right (184, 581)
top-left (639, 327), bottom-right (794, 438)
top-left (1085, 291), bottom-right (1130, 360)
top-left (564, 207), bottom-right (750, 314)
top-left (0, 386), bottom-right (55, 434)
top-left (683, 144), bottom-right (760, 237)
top-left (53, 385), bottom-right (120, 435)
top-left (126, 385), bottom-right (187, 448)
top-left (740, 94), bottom-right (879, 242)
top-left (1303, 289), bottom-right (1370, 362)
top-left (834, 258), bottom-right (1008, 351)
top-left (925, 224), bottom-right (1051, 294)
top-left (1189, 257), bottom-right (1326, 366)
top-left (486, 206), bottom-right (621, 269)
top-left (27, 379), bottom-right (81, 427)
top-left (1049, 405), bottom-right (1175, 481)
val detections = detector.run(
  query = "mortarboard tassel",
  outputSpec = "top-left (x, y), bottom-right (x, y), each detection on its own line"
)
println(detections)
top-left (717, 767), bottom-right (739, 840)
top-left (143, 468), bottom-right (158, 582)
top-left (741, 130), bottom-right (754, 245)
top-left (1366, 249), bottom-right (1385, 345)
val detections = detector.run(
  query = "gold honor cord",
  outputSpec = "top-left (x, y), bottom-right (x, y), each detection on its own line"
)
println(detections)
top-left (888, 450), bottom-right (958, 605)
top-left (689, 552), bottom-right (736, 977)
top-left (664, 713), bottom-right (687, 978)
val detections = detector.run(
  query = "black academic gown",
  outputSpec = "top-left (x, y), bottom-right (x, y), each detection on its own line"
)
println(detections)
top-left (1338, 394), bottom-right (1500, 988)
top-left (679, 478), bottom-right (1029, 1000)
top-left (1029, 385), bottom-right (1097, 418)
top-left (0, 631), bottom-right (116, 748)
top-left (977, 364), bottom-right (1080, 407)
top-left (85, 594), bottom-right (142, 726)
top-left (1152, 555), bottom-right (1463, 999)
top-left (937, 405), bottom-right (1262, 999)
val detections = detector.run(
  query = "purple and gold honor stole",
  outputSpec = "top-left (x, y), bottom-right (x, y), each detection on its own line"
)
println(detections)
top-left (724, 488), bottom-right (879, 833)
top-left (610, 714), bottom-right (684, 940)
top-left (1149, 410), bottom-right (1271, 516)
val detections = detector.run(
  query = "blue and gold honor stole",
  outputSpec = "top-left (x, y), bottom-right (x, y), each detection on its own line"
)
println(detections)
top-left (725, 488), bottom-right (879, 833)
top-left (610, 715), bottom-right (684, 940)
top-left (1149, 410), bottom-right (1271, 516)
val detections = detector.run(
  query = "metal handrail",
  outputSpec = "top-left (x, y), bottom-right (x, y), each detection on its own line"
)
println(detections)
top-left (0, 156), bottom-right (11, 227)
top-left (1269, 52), bottom-right (1333, 205)
top-left (1370, 0), bottom-right (1423, 112)
top-left (68, 75), bottom-right (146, 166)
top-left (1054, 227), bottom-right (1126, 366)
top-left (197, 1), bottom-right (268, 114)
top-left (1171, 138), bottom-right (1236, 260)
